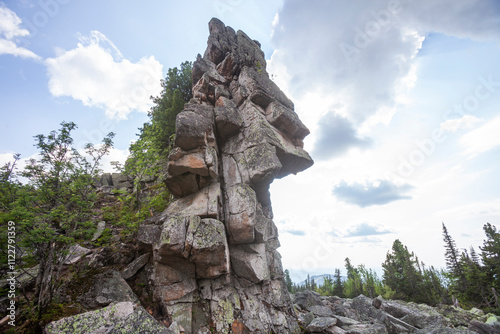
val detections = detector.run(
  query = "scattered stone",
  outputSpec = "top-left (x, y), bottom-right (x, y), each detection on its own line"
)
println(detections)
top-left (305, 316), bottom-right (337, 333)
top-left (91, 220), bottom-right (106, 241)
top-left (470, 307), bottom-right (485, 316)
top-left (64, 244), bottom-right (92, 265)
top-left (294, 289), bottom-right (325, 310)
top-left (372, 296), bottom-right (383, 309)
top-left (469, 320), bottom-right (500, 334)
top-left (486, 314), bottom-right (499, 325)
top-left (121, 253), bottom-right (150, 280)
top-left (298, 312), bottom-right (315, 327)
top-left (65, 270), bottom-right (139, 310)
top-left (333, 314), bottom-right (361, 327)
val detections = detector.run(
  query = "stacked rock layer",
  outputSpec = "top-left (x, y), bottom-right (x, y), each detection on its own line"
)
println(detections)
top-left (141, 18), bottom-right (313, 333)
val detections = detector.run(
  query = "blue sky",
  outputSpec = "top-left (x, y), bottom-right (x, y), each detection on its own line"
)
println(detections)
top-left (1, 0), bottom-right (500, 283)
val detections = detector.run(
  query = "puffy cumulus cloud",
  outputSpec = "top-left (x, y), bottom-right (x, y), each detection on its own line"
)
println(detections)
top-left (0, 3), bottom-right (39, 59)
top-left (460, 115), bottom-right (500, 157)
top-left (312, 112), bottom-right (371, 160)
top-left (332, 179), bottom-right (414, 207)
top-left (271, 0), bottom-right (500, 144)
top-left (345, 222), bottom-right (393, 237)
top-left (46, 31), bottom-right (163, 119)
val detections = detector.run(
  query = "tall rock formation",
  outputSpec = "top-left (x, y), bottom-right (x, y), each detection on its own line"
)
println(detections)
top-left (141, 18), bottom-right (313, 333)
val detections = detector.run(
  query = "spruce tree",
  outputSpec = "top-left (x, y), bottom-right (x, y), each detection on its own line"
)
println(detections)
top-left (284, 269), bottom-right (293, 293)
top-left (382, 239), bottom-right (427, 302)
top-left (333, 268), bottom-right (344, 297)
top-left (442, 222), bottom-right (464, 279)
top-left (344, 258), bottom-right (363, 298)
top-left (480, 223), bottom-right (500, 311)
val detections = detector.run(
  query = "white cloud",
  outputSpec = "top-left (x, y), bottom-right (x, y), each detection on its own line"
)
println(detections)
top-left (271, 0), bottom-right (500, 136)
top-left (0, 3), bottom-right (39, 59)
top-left (440, 115), bottom-right (482, 133)
top-left (460, 115), bottom-right (500, 156)
top-left (98, 147), bottom-right (129, 173)
top-left (332, 179), bottom-right (414, 207)
top-left (344, 222), bottom-right (393, 237)
top-left (0, 152), bottom-right (18, 168)
top-left (45, 31), bottom-right (163, 119)
top-left (0, 4), bottom-right (28, 39)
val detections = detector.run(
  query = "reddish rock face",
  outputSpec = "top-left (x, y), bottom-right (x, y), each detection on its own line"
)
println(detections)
top-left (150, 18), bottom-right (313, 333)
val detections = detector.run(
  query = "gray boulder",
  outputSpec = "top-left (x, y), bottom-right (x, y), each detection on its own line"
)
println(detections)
top-left (295, 289), bottom-right (325, 310)
top-left (44, 301), bottom-right (174, 334)
top-left (305, 316), bottom-right (337, 333)
top-left (121, 253), bottom-right (150, 280)
top-left (58, 269), bottom-right (139, 310)
top-left (64, 244), bottom-right (92, 265)
top-left (91, 221), bottom-right (106, 242)
top-left (469, 319), bottom-right (500, 334)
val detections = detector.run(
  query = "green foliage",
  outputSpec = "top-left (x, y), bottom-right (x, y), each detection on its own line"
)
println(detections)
top-left (444, 222), bottom-right (500, 313)
top-left (284, 269), bottom-right (293, 293)
top-left (92, 228), bottom-right (112, 247)
top-left (288, 222), bottom-right (497, 314)
top-left (344, 258), bottom-right (364, 298)
top-left (382, 239), bottom-right (449, 305)
top-left (382, 240), bottom-right (423, 301)
top-left (116, 61), bottom-right (192, 220)
top-left (317, 275), bottom-right (334, 296)
top-left (332, 268), bottom-right (344, 297)
top-left (1, 121), bottom-right (114, 317)
top-left (147, 60), bottom-right (192, 153)
top-left (0, 154), bottom-right (22, 266)
top-left (481, 223), bottom-right (500, 294)
top-left (104, 61), bottom-right (192, 242)
top-left (343, 260), bottom-right (385, 299)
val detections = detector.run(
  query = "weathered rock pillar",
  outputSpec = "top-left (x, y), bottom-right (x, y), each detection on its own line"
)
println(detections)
top-left (144, 18), bottom-right (313, 333)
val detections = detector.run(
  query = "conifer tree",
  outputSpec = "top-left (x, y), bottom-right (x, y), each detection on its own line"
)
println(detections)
top-left (333, 268), bottom-right (344, 297)
top-left (480, 223), bottom-right (500, 310)
top-left (382, 239), bottom-right (427, 302)
top-left (121, 61), bottom-right (192, 207)
top-left (344, 258), bottom-right (363, 298)
top-left (442, 222), bottom-right (464, 280)
top-left (284, 269), bottom-right (293, 293)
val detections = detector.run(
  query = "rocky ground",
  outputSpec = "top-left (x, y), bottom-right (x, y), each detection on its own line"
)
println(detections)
top-left (3, 241), bottom-right (500, 334)
top-left (293, 289), bottom-right (500, 334)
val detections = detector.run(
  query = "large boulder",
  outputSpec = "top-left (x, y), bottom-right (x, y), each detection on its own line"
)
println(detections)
top-left (295, 290), bottom-right (325, 310)
top-left (58, 270), bottom-right (139, 310)
top-left (230, 243), bottom-right (269, 283)
top-left (305, 317), bottom-right (338, 333)
top-left (174, 103), bottom-right (215, 151)
top-left (44, 301), bottom-right (175, 334)
top-left (63, 244), bottom-right (92, 265)
top-left (154, 215), bottom-right (229, 280)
